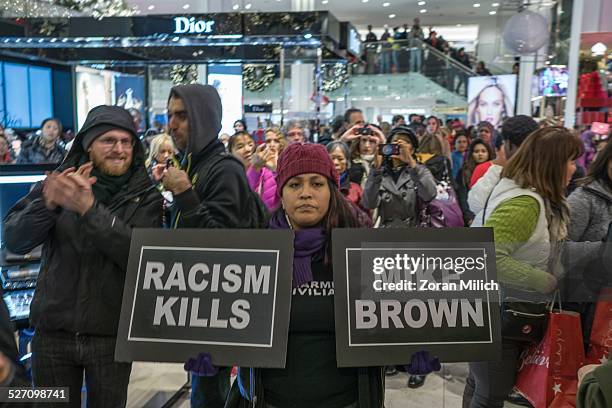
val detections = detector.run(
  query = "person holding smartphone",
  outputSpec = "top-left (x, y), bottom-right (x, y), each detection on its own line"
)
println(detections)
top-left (362, 125), bottom-right (437, 228)
top-left (247, 127), bottom-right (286, 211)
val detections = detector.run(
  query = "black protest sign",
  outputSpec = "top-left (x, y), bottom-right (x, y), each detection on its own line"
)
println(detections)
top-left (116, 229), bottom-right (293, 368)
top-left (333, 228), bottom-right (501, 367)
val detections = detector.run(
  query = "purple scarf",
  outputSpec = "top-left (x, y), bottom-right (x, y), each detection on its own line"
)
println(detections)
top-left (269, 212), bottom-right (327, 288)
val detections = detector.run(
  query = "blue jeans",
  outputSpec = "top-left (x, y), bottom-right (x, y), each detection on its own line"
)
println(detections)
top-left (462, 339), bottom-right (521, 408)
top-left (410, 48), bottom-right (422, 73)
top-left (32, 331), bottom-right (132, 408)
top-left (191, 367), bottom-right (231, 408)
top-left (379, 51), bottom-right (391, 74)
top-left (392, 50), bottom-right (400, 72)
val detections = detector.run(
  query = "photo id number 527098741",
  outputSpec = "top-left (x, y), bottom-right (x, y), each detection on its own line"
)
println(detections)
top-left (0, 387), bottom-right (69, 402)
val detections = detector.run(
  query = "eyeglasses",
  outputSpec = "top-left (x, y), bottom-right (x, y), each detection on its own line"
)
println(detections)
top-left (96, 137), bottom-right (135, 149)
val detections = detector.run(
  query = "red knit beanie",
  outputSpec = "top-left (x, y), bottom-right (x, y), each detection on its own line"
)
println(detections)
top-left (276, 143), bottom-right (339, 197)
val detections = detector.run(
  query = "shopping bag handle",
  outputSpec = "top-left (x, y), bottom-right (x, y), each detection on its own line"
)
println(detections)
top-left (548, 289), bottom-right (562, 313)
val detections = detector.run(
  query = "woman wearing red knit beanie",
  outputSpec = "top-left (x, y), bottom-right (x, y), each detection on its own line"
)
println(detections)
top-left (226, 142), bottom-right (384, 408)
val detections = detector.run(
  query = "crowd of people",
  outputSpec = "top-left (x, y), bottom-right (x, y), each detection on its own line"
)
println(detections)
top-left (0, 82), bottom-right (610, 408)
top-left (359, 18), bottom-right (497, 96)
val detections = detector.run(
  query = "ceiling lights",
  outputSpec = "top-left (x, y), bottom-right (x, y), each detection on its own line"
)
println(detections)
top-left (182, 4), bottom-right (190, 9)
top-left (418, 1), bottom-right (426, 5)
top-left (382, 2), bottom-right (390, 6)
top-left (389, 13), bottom-right (396, 18)
top-left (322, 0), bottom-right (329, 3)
top-left (420, 9), bottom-right (427, 13)
top-left (492, 2), bottom-right (499, 6)
top-left (362, 0), bottom-right (370, 3)
top-left (232, 4), bottom-right (239, 10)
top-left (245, 3), bottom-right (252, 9)
top-left (473, 3), bottom-right (481, 7)
top-left (489, 10), bottom-right (496, 14)
top-left (147, 4), bottom-right (155, 10)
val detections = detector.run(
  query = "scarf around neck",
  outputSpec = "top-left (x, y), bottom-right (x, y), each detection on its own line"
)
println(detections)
top-left (269, 211), bottom-right (327, 288)
top-left (339, 171), bottom-right (349, 187)
top-left (91, 167), bottom-right (134, 205)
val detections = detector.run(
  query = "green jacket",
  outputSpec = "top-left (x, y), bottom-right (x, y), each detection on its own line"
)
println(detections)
top-left (577, 361), bottom-right (612, 408)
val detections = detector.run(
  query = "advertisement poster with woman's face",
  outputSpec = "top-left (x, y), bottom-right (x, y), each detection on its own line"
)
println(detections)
top-left (467, 74), bottom-right (517, 129)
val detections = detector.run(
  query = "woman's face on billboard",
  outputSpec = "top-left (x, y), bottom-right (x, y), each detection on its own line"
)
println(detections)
top-left (477, 86), bottom-right (504, 128)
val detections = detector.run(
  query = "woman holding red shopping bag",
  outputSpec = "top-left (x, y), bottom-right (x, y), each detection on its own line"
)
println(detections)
top-left (463, 127), bottom-right (583, 408)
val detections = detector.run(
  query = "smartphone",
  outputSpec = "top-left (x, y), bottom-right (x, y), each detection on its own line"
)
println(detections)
top-left (378, 143), bottom-right (400, 157)
top-left (166, 158), bottom-right (174, 168)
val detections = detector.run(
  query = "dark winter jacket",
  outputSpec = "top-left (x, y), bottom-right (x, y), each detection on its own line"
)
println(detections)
top-left (455, 167), bottom-right (474, 226)
top-left (0, 290), bottom-right (28, 389)
top-left (169, 84), bottom-right (266, 229)
top-left (16, 135), bottom-right (65, 164)
top-left (348, 157), bottom-right (375, 189)
top-left (4, 106), bottom-right (163, 336)
top-left (417, 153), bottom-right (452, 183)
top-left (225, 257), bottom-right (385, 408)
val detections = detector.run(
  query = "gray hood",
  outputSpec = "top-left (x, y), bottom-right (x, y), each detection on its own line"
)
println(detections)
top-left (169, 84), bottom-right (222, 156)
top-left (588, 179), bottom-right (612, 201)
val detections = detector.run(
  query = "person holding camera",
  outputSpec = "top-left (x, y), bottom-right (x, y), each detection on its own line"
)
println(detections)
top-left (339, 123), bottom-right (385, 189)
top-left (362, 125), bottom-right (437, 228)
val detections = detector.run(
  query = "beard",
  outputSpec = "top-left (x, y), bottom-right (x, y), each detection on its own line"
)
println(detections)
top-left (90, 151), bottom-right (132, 176)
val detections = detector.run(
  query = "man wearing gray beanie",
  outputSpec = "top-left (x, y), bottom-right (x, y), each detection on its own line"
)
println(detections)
top-left (4, 105), bottom-right (163, 407)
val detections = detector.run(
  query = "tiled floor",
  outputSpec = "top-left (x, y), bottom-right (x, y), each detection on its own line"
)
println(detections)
top-left (127, 362), bottom-right (523, 407)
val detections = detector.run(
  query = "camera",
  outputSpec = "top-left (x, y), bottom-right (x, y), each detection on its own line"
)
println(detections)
top-left (356, 126), bottom-right (373, 136)
top-left (378, 143), bottom-right (400, 157)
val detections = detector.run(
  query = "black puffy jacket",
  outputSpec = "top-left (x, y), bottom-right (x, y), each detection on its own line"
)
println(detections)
top-left (4, 106), bottom-right (163, 336)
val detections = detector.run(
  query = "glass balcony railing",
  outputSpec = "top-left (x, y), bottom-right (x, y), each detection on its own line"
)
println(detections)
top-left (358, 38), bottom-right (476, 98)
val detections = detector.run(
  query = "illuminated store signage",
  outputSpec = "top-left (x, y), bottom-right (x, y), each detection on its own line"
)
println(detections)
top-left (173, 17), bottom-right (215, 34)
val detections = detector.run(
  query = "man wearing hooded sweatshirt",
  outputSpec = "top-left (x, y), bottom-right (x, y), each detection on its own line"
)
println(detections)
top-left (3, 105), bottom-right (163, 407)
top-left (158, 84), bottom-right (265, 408)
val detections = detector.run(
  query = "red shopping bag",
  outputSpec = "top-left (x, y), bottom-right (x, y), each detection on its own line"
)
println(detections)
top-left (586, 288), bottom-right (612, 365)
top-left (515, 310), bottom-right (585, 408)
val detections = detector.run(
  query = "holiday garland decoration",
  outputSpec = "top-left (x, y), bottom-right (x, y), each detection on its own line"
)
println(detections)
top-left (55, 0), bottom-right (135, 18)
top-left (170, 65), bottom-right (199, 86)
top-left (243, 65), bottom-right (276, 92)
top-left (0, 0), bottom-right (135, 19)
top-left (322, 63), bottom-right (348, 92)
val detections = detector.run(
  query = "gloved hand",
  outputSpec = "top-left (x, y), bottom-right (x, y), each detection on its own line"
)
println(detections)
top-left (405, 350), bottom-right (441, 375)
top-left (184, 352), bottom-right (219, 377)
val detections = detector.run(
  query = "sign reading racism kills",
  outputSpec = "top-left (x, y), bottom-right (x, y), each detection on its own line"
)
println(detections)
top-left (332, 228), bottom-right (501, 367)
top-left (116, 229), bottom-right (294, 368)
